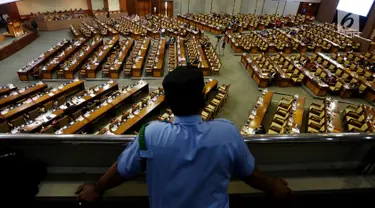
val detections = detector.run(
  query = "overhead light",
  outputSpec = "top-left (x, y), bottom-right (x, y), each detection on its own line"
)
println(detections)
top-left (309, 3), bottom-right (312, 6)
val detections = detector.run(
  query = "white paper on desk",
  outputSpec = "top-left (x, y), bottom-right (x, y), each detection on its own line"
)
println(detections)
top-left (48, 92), bottom-right (54, 96)
top-left (78, 98), bottom-right (85, 103)
top-left (19, 88), bottom-right (25, 93)
top-left (111, 126), bottom-right (117, 132)
top-left (11, 128), bottom-right (19, 134)
top-left (77, 116), bottom-right (84, 121)
top-left (1, 109), bottom-right (8, 115)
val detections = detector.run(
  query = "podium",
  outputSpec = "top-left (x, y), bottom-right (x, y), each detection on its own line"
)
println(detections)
top-left (8, 21), bottom-right (24, 37)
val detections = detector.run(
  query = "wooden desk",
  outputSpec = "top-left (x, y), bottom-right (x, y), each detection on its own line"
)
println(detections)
top-left (203, 79), bottom-right (218, 100)
top-left (177, 38), bottom-right (187, 66)
top-left (290, 97), bottom-right (305, 134)
top-left (114, 95), bottom-right (165, 135)
top-left (326, 99), bottom-right (342, 133)
top-left (17, 40), bottom-right (69, 81)
top-left (42, 39), bottom-right (85, 79)
top-left (0, 83), bottom-right (47, 108)
top-left (153, 39), bottom-right (166, 77)
top-left (86, 36), bottom-right (119, 78)
top-left (197, 44), bottom-right (210, 76)
top-left (0, 84), bottom-right (17, 96)
top-left (266, 54), bottom-right (291, 87)
top-left (132, 38), bottom-right (150, 77)
top-left (63, 37), bottom-right (103, 79)
top-left (57, 82), bottom-right (148, 134)
top-left (0, 80), bottom-right (84, 121)
top-left (241, 91), bottom-right (273, 135)
top-left (294, 62), bottom-right (329, 96)
top-left (0, 31), bottom-right (38, 62)
top-left (22, 109), bottom-right (65, 133)
top-left (109, 39), bottom-right (134, 79)
top-left (323, 38), bottom-right (340, 53)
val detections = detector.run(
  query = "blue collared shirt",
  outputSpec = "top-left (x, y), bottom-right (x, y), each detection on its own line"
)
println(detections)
top-left (117, 115), bottom-right (255, 208)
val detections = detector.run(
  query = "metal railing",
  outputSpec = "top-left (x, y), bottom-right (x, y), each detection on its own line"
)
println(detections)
top-left (1, 133), bottom-right (375, 175)
top-left (1, 132), bottom-right (375, 144)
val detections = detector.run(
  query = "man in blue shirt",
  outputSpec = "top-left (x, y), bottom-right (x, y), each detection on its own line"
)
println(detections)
top-left (76, 66), bottom-right (291, 207)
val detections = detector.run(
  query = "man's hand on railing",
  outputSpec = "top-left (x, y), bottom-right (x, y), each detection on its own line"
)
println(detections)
top-left (75, 182), bottom-right (103, 202)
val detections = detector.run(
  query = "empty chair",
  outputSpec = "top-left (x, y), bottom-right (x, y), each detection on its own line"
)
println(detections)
top-left (88, 103), bottom-right (97, 111)
top-left (11, 116), bottom-right (25, 127)
top-left (55, 96), bottom-right (66, 106)
top-left (0, 121), bottom-right (10, 133)
top-left (26, 108), bottom-right (41, 120)
top-left (44, 101), bottom-right (54, 111)
top-left (57, 116), bottom-right (70, 129)
top-left (72, 110), bottom-right (82, 119)
top-left (41, 125), bottom-right (55, 134)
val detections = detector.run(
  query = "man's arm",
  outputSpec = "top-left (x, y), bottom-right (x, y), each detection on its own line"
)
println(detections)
top-left (76, 137), bottom-right (144, 201)
top-left (75, 161), bottom-right (126, 201)
top-left (241, 166), bottom-right (291, 198)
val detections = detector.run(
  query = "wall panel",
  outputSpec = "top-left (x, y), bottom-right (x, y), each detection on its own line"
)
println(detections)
top-left (108, 0), bottom-right (120, 11)
top-left (16, 0), bottom-right (88, 15)
top-left (92, 0), bottom-right (105, 10)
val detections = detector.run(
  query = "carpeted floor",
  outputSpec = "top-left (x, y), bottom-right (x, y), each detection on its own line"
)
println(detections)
top-left (0, 29), bottom-right (373, 131)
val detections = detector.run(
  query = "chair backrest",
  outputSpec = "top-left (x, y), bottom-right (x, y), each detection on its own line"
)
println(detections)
top-left (57, 116), bottom-right (70, 128)
top-left (72, 110), bottom-right (82, 119)
top-left (12, 116), bottom-right (25, 127)
top-left (44, 101), bottom-right (54, 111)
top-left (0, 121), bottom-right (10, 133)
top-left (41, 125), bottom-right (55, 134)
top-left (28, 108), bottom-right (41, 120)
top-left (57, 96), bottom-right (66, 106)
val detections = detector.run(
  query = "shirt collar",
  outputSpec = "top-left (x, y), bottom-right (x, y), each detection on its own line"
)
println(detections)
top-left (174, 115), bottom-right (202, 124)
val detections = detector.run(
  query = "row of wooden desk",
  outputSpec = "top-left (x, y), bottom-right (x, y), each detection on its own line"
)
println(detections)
top-left (41, 39), bottom-right (86, 79)
top-left (17, 40), bottom-right (70, 81)
top-left (131, 38), bottom-right (151, 77)
top-left (111, 94), bottom-right (165, 135)
top-left (108, 39), bottom-right (134, 79)
top-left (0, 84), bottom-right (16, 97)
top-left (57, 81), bottom-right (149, 134)
top-left (0, 82), bottom-right (47, 109)
top-left (241, 90), bottom-right (273, 135)
top-left (10, 81), bottom-right (119, 134)
top-left (0, 80), bottom-right (84, 122)
top-left (177, 15), bottom-right (224, 35)
top-left (62, 37), bottom-right (102, 79)
top-left (85, 36), bottom-right (119, 78)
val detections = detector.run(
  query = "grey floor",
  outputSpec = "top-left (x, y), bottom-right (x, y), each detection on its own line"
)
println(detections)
top-left (0, 29), bottom-right (373, 131)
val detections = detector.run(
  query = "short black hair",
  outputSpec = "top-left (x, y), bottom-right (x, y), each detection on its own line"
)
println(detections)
top-left (162, 66), bottom-right (205, 116)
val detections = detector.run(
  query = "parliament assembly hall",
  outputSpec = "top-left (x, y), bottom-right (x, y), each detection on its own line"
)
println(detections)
top-left (1, 0), bottom-right (375, 207)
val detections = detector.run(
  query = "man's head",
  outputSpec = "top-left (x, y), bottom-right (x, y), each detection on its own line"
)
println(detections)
top-left (162, 66), bottom-right (205, 116)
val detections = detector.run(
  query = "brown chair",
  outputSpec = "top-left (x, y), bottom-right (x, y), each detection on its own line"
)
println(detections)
top-left (26, 108), bottom-right (41, 120)
top-left (88, 103), bottom-right (97, 111)
top-left (0, 121), bottom-right (10, 133)
top-left (11, 116), bottom-right (25, 127)
top-left (44, 101), bottom-right (54, 111)
top-left (41, 125), bottom-right (55, 134)
top-left (55, 96), bottom-right (67, 106)
top-left (57, 116), bottom-right (70, 129)
top-left (72, 110), bottom-right (82, 119)
top-left (56, 69), bottom-right (65, 79)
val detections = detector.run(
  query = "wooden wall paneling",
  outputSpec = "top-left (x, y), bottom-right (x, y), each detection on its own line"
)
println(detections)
top-left (362, 2), bottom-right (375, 38)
top-left (316, 0), bottom-right (338, 23)
top-left (151, 0), bottom-right (160, 14)
top-left (0, 2), bottom-right (21, 21)
top-left (136, 0), bottom-right (151, 16)
top-left (119, 0), bottom-right (128, 12)
top-left (127, 0), bottom-right (136, 15)
top-left (160, 0), bottom-right (173, 17)
top-left (87, 0), bottom-right (94, 15)
top-left (104, 0), bottom-right (109, 11)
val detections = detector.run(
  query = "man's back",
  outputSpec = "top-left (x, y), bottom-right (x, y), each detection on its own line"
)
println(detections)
top-left (118, 115), bottom-right (255, 208)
